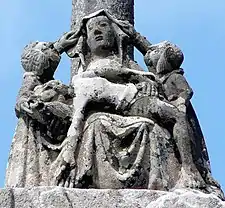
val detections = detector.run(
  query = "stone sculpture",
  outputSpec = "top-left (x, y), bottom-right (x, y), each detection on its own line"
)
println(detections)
top-left (5, 8), bottom-right (224, 202)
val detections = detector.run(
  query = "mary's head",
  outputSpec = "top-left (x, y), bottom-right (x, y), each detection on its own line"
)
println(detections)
top-left (86, 15), bottom-right (117, 56)
top-left (67, 9), bottom-right (130, 71)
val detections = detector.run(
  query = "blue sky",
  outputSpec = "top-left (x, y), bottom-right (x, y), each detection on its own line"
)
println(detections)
top-left (0, 0), bottom-right (224, 192)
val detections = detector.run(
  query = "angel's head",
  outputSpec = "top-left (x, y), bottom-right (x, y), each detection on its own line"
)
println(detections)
top-left (144, 41), bottom-right (184, 75)
top-left (21, 41), bottom-right (60, 79)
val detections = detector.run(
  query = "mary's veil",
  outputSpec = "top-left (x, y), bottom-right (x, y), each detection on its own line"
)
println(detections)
top-left (66, 9), bottom-right (130, 74)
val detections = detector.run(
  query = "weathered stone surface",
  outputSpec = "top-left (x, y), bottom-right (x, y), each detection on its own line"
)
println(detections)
top-left (6, 2), bottom-right (224, 207)
top-left (71, 0), bottom-right (134, 76)
top-left (6, 8), bottom-right (224, 200)
top-left (0, 188), bottom-right (224, 208)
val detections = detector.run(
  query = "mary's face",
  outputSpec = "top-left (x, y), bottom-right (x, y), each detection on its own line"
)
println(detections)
top-left (86, 16), bottom-right (115, 54)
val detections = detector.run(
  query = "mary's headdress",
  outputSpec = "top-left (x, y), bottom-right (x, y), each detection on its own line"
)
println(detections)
top-left (66, 9), bottom-right (130, 74)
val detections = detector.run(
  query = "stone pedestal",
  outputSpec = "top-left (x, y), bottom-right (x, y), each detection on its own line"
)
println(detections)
top-left (0, 187), bottom-right (224, 208)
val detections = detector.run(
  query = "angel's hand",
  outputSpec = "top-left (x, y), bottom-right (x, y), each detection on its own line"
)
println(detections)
top-left (20, 101), bottom-right (33, 115)
top-left (54, 31), bottom-right (79, 54)
top-left (117, 20), bottom-right (136, 39)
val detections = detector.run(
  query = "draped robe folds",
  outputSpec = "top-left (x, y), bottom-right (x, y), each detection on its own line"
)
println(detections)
top-left (6, 117), bottom-right (53, 187)
top-left (5, 72), bottom-right (54, 187)
top-left (6, 106), bottom-right (181, 190)
top-left (50, 111), bottom-right (181, 189)
top-left (73, 113), bottom-right (177, 189)
top-left (5, 73), bottom-right (72, 188)
top-left (5, 57), bottom-right (181, 190)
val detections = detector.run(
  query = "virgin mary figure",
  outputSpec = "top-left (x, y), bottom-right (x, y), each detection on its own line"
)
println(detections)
top-left (50, 9), bottom-right (217, 195)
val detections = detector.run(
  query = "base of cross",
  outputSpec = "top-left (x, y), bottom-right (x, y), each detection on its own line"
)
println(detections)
top-left (0, 187), bottom-right (224, 208)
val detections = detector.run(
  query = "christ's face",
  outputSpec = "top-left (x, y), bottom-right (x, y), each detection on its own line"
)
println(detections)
top-left (86, 16), bottom-right (115, 54)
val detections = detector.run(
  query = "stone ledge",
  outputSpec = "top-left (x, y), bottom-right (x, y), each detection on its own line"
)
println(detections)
top-left (0, 187), bottom-right (224, 208)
